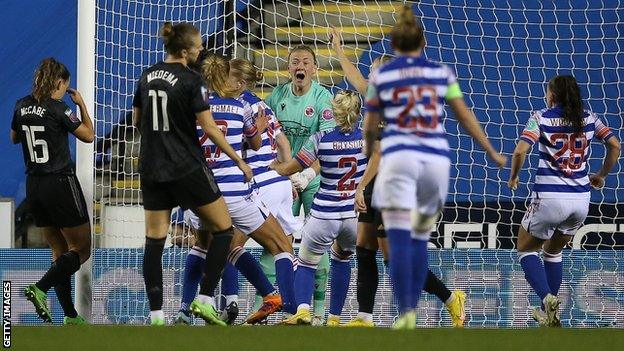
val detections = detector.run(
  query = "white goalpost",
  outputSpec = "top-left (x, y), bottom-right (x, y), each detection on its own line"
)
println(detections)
top-left (80, 0), bottom-right (623, 327)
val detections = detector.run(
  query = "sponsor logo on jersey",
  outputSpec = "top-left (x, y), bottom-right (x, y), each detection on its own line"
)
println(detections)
top-left (280, 102), bottom-right (286, 111)
top-left (304, 106), bottom-right (314, 117)
top-left (322, 108), bottom-right (333, 121)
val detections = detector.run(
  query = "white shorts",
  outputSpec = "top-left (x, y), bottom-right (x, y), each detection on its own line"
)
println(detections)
top-left (521, 197), bottom-right (589, 240)
top-left (184, 193), bottom-right (270, 235)
top-left (372, 151), bottom-right (450, 215)
top-left (256, 179), bottom-right (301, 235)
top-left (300, 216), bottom-right (357, 254)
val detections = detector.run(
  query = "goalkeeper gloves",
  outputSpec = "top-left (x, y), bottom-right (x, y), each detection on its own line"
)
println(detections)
top-left (291, 168), bottom-right (316, 192)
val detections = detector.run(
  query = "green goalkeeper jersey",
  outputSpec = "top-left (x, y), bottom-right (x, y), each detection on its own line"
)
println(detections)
top-left (266, 81), bottom-right (336, 155)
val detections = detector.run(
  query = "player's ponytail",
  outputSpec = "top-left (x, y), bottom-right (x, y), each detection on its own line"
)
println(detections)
top-left (161, 21), bottom-right (199, 57)
top-left (391, 5), bottom-right (425, 53)
top-left (332, 90), bottom-right (361, 132)
top-left (201, 54), bottom-right (237, 98)
top-left (32, 58), bottom-right (70, 102)
top-left (548, 75), bottom-right (584, 133)
top-left (230, 58), bottom-right (263, 90)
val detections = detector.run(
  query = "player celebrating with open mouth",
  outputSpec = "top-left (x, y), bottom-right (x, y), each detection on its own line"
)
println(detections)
top-left (265, 45), bottom-right (336, 323)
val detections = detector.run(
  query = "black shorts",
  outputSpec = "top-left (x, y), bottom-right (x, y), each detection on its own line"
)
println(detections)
top-left (141, 165), bottom-right (222, 211)
top-left (26, 174), bottom-right (89, 228)
top-left (358, 176), bottom-right (385, 238)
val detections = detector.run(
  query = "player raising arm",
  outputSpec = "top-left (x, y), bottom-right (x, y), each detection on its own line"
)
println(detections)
top-left (508, 75), bottom-right (620, 327)
top-left (133, 22), bottom-right (250, 325)
top-left (330, 26), bottom-right (467, 328)
top-left (265, 44), bottom-right (336, 324)
top-left (15, 58), bottom-right (93, 324)
top-left (363, 6), bottom-right (506, 330)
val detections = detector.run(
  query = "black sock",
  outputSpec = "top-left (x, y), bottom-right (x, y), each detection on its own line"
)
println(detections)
top-left (423, 269), bottom-right (452, 303)
top-left (356, 246), bottom-right (378, 314)
top-left (199, 227), bottom-right (234, 296)
top-left (54, 276), bottom-right (78, 318)
top-left (143, 237), bottom-right (166, 311)
top-left (36, 251), bottom-right (80, 293)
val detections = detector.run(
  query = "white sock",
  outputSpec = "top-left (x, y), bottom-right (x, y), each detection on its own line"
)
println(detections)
top-left (150, 310), bottom-right (164, 321)
top-left (225, 295), bottom-right (238, 305)
top-left (328, 313), bottom-right (340, 320)
top-left (198, 294), bottom-right (216, 307)
top-left (445, 293), bottom-right (456, 305)
top-left (357, 312), bottom-right (373, 322)
top-left (297, 303), bottom-right (310, 311)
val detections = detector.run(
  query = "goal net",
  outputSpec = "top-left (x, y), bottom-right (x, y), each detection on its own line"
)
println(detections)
top-left (89, 0), bottom-right (624, 327)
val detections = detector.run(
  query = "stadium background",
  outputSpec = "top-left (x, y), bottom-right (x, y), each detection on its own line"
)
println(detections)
top-left (0, 0), bottom-right (623, 328)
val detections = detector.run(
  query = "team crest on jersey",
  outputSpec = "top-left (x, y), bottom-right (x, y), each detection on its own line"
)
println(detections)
top-left (64, 108), bottom-right (79, 123)
top-left (322, 108), bottom-right (333, 121)
top-left (305, 106), bottom-right (315, 117)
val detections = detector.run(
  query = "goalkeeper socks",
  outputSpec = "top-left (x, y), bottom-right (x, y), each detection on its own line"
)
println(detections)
top-left (383, 210), bottom-right (413, 313)
top-left (313, 252), bottom-right (329, 316)
top-left (142, 238), bottom-right (166, 311)
top-left (36, 250), bottom-right (81, 293)
top-left (275, 252), bottom-right (296, 314)
top-left (54, 276), bottom-right (78, 318)
top-left (180, 246), bottom-right (206, 312)
top-left (543, 251), bottom-right (563, 296)
top-left (199, 227), bottom-right (234, 296)
top-left (230, 247), bottom-right (275, 297)
top-left (355, 246), bottom-right (378, 314)
top-left (328, 251), bottom-right (351, 316)
top-left (519, 251), bottom-right (551, 300)
top-left (294, 264), bottom-right (316, 309)
top-left (411, 237), bottom-right (429, 308)
top-left (221, 262), bottom-right (239, 297)
top-left (253, 250), bottom-right (276, 311)
top-left (423, 269), bottom-right (451, 303)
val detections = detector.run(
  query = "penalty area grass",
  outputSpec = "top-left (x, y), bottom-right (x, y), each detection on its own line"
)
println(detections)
top-left (12, 325), bottom-right (624, 351)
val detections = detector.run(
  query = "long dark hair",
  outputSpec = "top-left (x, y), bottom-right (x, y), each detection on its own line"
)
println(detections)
top-left (161, 22), bottom-right (199, 57)
top-left (32, 58), bottom-right (70, 102)
top-left (548, 75), bottom-right (584, 132)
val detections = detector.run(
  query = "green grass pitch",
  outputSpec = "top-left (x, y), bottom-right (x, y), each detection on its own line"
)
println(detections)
top-left (11, 326), bottom-right (624, 351)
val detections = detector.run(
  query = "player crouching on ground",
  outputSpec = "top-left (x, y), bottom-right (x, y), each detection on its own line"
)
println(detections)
top-left (271, 90), bottom-right (366, 326)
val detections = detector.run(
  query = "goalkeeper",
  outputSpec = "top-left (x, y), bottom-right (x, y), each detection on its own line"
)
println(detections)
top-left (264, 45), bottom-right (335, 323)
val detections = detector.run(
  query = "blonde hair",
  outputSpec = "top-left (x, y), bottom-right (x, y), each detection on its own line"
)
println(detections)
top-left (332, 90), bottom-right (361, 132)
top-left (288, 45), bottom-right (318, 65)
top-left (161, 22), bottom-right (200, 57)
top-left (201, 54), bottom-right (237, 98)
top-left (32, 58), bottom-right (70, 102)
top-left (229, 58), bottom-right (263, 90)
top-left (391, 5), bottom-right (425, 52)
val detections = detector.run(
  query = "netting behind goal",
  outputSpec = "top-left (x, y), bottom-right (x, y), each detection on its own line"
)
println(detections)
top-left (91, 0), bottom-right (624, 327)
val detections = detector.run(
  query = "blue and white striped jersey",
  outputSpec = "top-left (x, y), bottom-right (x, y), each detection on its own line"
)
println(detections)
top-left (240, 90), bottom-right (289, 189)
top-left (520, 106), bottom-right (614, 199)
top-left (295, 127), bottom-right (367, 219)
top-left (365, 55), bottom-right (462, 163)
top-left (197, 92), bottom-right (257, 198)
